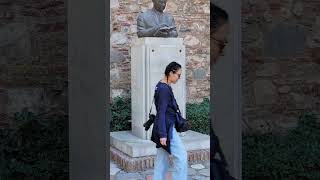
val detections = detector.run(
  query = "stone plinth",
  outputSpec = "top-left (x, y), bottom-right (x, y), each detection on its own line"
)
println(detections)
top-left (110, 130), bottom-right (210, 157)
top-left (131, 37), bottom-right (186, 140)
top-left (110, 130), bottom-right (210, 172)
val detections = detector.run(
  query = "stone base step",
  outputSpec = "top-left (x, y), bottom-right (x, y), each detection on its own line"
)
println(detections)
top-left (110, 130), bottom-right (210, 157)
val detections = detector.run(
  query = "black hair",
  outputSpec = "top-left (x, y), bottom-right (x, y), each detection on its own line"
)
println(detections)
top-left (164, 61), bottom-right (181, 82)
top-left (210, 3), bottom-right (229, 33)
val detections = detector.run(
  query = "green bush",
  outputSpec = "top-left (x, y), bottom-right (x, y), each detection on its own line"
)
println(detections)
top-left (242, 113), bottom-right (320, 180)
top-left (0, 108), bottom-right (68, 180)
top-left (111, 97), bottom-right (131, 132)
top-left (186, 97), bottom-right (210, 135)
top-left (110, 97), bottom-right (210, 134)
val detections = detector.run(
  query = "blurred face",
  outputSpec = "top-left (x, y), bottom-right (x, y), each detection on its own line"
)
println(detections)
top-left (211, 23), bottom-right (230, 64)
top-left (153, 0), bottom-right (167, 12)
top-left (168, 68), bottom-right (181, 84)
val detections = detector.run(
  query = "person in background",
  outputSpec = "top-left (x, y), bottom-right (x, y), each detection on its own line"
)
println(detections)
top-left (211, 3), bottom-right (230, 64)
top-left (210, 3), bottom-right (235, 180)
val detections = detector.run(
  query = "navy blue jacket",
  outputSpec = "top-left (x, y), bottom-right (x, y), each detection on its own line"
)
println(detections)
top-left (151, 81), bottom-right (179, 154)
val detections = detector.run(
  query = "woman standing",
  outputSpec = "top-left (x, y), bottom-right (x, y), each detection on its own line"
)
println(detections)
top-left (151, 61), bottom-right (188, 180)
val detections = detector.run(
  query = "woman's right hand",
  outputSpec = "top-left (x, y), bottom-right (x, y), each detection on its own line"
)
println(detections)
top-left (160, 137), bottom-right (167, 146)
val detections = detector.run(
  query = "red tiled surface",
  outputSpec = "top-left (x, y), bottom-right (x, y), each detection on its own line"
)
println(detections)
top-left (145, 172), bottom-right (171, 180)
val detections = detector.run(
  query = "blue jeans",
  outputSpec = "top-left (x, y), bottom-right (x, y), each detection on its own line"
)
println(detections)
top-left (153, 127), bottom-right (188, 180)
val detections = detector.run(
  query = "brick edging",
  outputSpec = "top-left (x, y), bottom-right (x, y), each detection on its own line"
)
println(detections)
top-left (110, 146), bottom-right (210, 172)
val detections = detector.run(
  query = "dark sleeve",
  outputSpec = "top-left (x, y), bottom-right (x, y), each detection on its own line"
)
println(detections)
top-left (157, 86), bottom-right (170, 138)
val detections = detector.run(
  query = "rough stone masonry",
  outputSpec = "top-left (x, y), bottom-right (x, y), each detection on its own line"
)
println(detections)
top-left (110, 0), bottom-right (210, 102)
top-left (0, 0), bottom-right (67, 127)
top-left (1, 0), bottom-right (319, 133)
top-left (241, 0), bottom-right (320, 133)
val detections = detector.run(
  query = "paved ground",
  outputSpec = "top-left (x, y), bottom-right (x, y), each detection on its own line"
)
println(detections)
top-left (110, 160), bottom-right (210, 180)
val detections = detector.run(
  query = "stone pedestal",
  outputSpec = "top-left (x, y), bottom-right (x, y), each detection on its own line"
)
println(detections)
top-left (131, 38), bottom-right (186, 140)
top-left (110, 130), bottom-right (210, 172)
top-left (110, 38), bottom-right (210, 172)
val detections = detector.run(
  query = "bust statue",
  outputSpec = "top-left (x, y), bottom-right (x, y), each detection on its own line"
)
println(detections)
top-left (137, 0), bottom-right (178, 38)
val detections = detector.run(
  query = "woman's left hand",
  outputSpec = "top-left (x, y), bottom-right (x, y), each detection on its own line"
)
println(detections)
top-left (160, 137), bottom-right (167, 146)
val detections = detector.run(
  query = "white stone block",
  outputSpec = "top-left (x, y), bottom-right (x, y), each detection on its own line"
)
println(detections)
top-left (131, 37), bottom-right (186, 140)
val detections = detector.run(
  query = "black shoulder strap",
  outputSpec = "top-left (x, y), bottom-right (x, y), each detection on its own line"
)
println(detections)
top-left (148, 84), bottom-right (160, 115)
top-left (148, 96), bottom-right (155, 115)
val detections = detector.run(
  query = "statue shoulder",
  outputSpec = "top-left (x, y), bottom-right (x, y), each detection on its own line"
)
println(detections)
top-left (137, 11), bottom-right (147, 23)
top-left (138, 9), bottom-right (153, 17)
top-left (163, 12), bottom-right (174, 20)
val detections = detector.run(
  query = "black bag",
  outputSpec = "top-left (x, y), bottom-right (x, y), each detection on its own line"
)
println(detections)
top-left (173, 105), bottom-right (189, 132)
top-left (143, 114), bottom-right (155, 131)
top-left (211, 127), bottom-right (237, 180)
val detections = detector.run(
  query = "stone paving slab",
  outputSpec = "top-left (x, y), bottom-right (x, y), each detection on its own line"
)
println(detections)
top-left (110, 160), bottom-right (210, 180)
top-left (198, 168), bottom-right (210, 177)
top-left (191, 164), bottom-right (205, 170)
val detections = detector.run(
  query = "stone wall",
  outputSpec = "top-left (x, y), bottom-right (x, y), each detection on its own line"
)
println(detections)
top-left (2, 0), bottom-right (318, 133)
top-left (0, 0), bottom-right (67, 127)
top-left (110, 0), bottom-right (210, 102)
top-left (242, 0), bottom-right (320, 133)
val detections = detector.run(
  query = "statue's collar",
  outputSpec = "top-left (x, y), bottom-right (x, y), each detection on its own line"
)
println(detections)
top-left (151, 7), bottom-right (164, 15)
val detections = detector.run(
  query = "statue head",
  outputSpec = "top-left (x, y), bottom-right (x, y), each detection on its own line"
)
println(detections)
top-left (152, 0), bottom-right (167, 12)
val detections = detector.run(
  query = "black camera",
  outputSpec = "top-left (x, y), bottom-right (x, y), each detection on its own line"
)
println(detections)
top-left (143, 114), bottom-right (156, 131)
